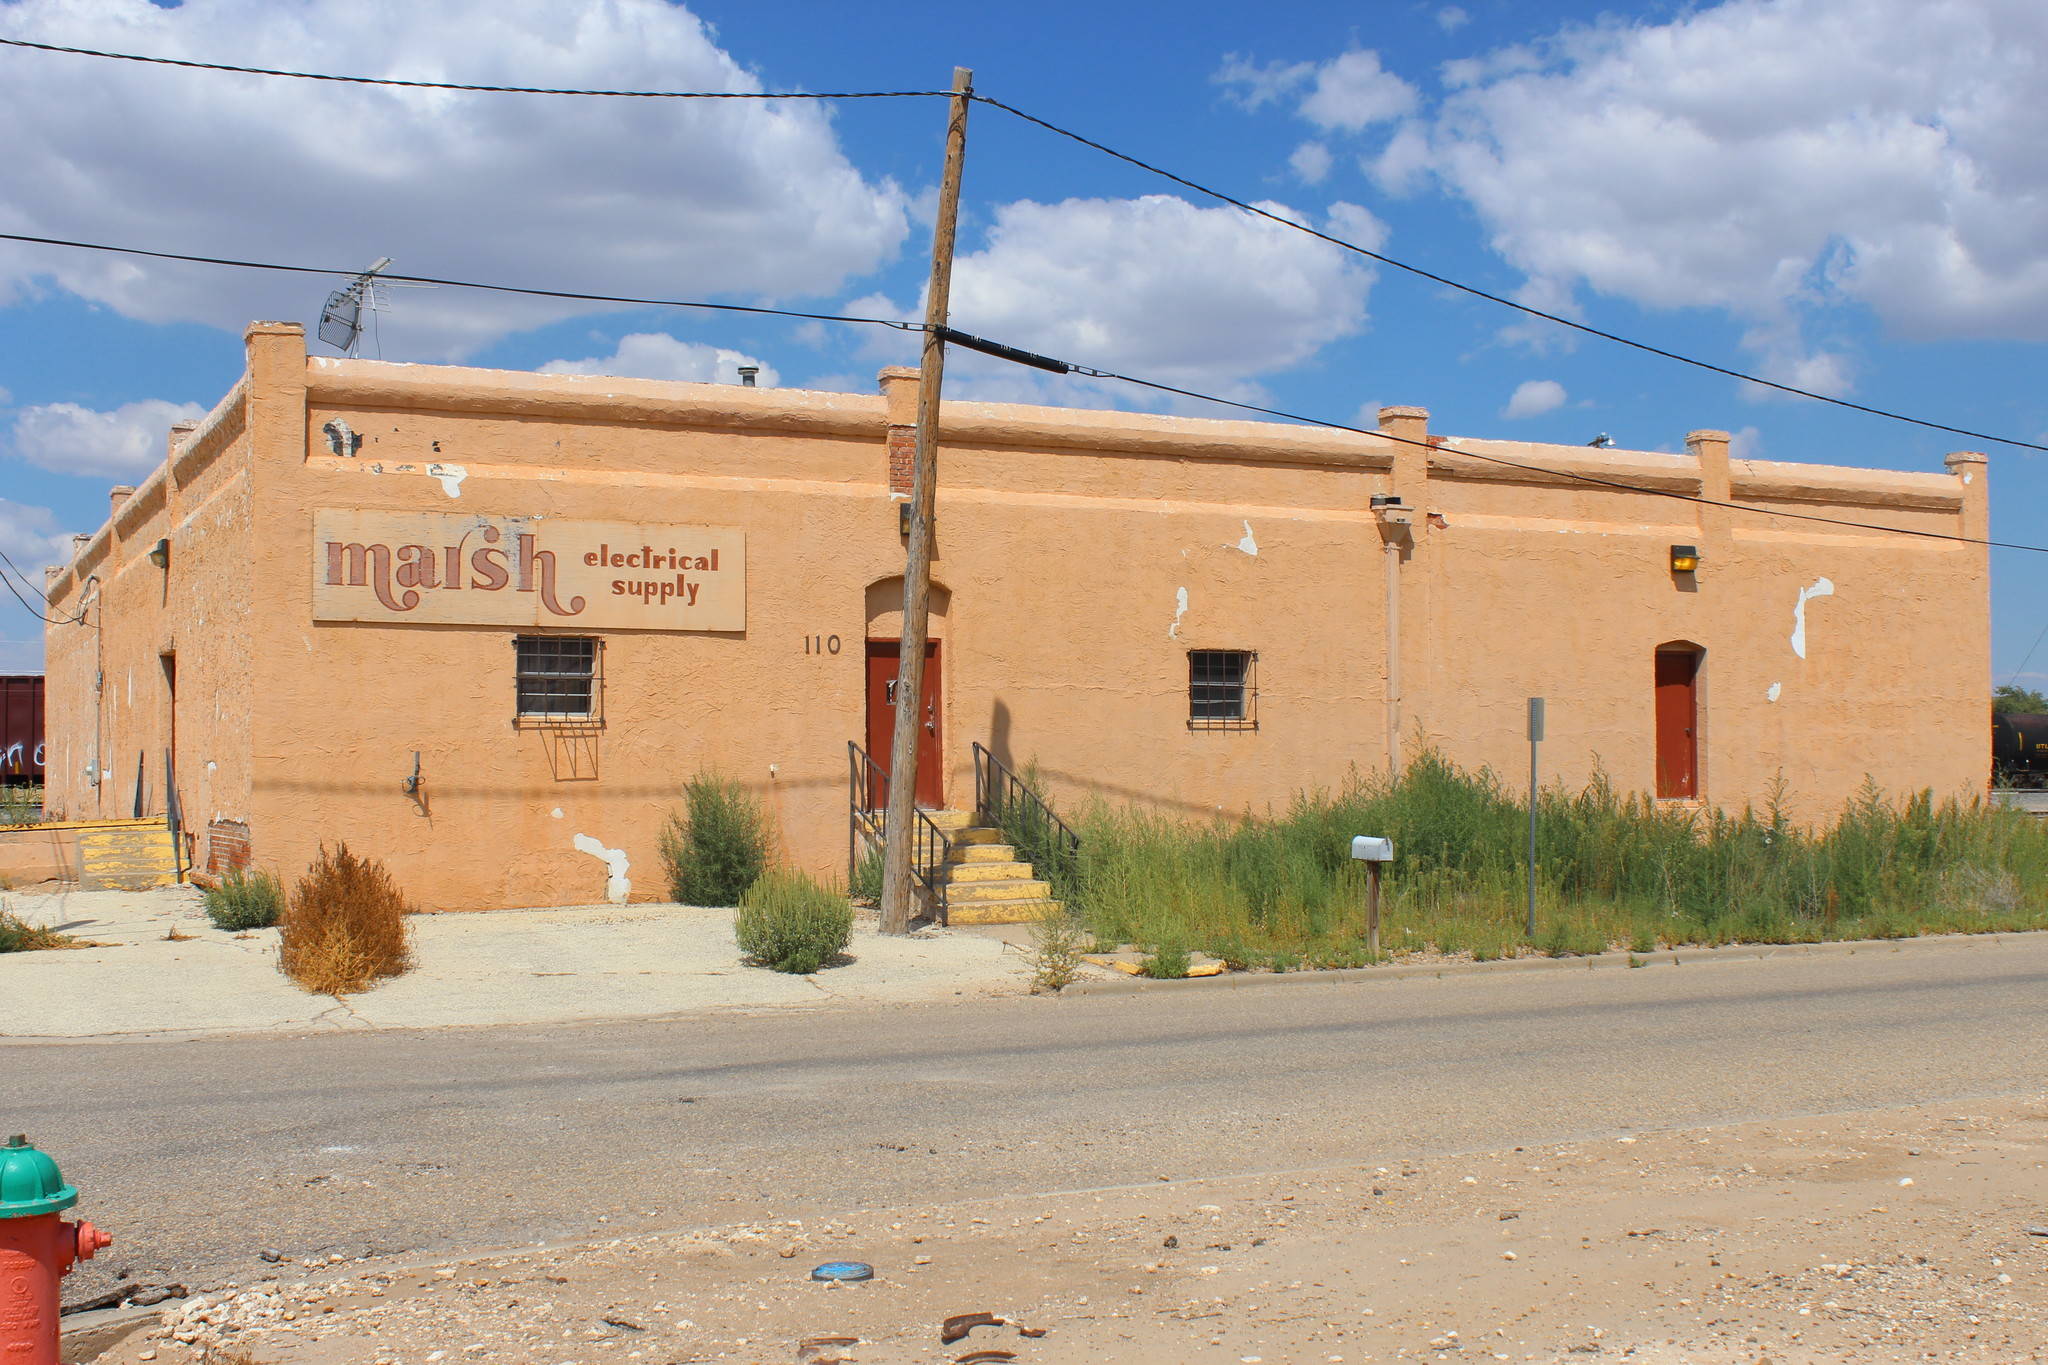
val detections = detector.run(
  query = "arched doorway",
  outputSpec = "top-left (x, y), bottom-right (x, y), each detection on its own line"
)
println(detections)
top-left (1654, 642), bottom-right (1703, 799)
top-left (864, 578), bottom-right (950, 809)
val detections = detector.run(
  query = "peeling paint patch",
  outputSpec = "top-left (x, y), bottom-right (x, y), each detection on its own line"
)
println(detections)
top-left (1767, 682), bottom-right (1782, 703)
top-left (572, 834), bottom-right (631, 904)
top-left (1235, 520), bottom-right (1259, 556)
top-left (551, 807), bottom-right (563, 819)
top-left (427, 462), bottom-right (467, 497)
top-left (1790, 577), bottom-right (1835, 659)
top-left (1169, 586), bottom-right (1189, 640)
top-left (322, 419), bottom-right (360, 458)
top-left (206, 759), bottom-right (218, 770)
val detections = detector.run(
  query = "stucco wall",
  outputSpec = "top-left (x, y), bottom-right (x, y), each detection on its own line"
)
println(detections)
top-left (43, 381), bottom-right (257, 867)
top-left (43, 324), bottom-right (1989, 910)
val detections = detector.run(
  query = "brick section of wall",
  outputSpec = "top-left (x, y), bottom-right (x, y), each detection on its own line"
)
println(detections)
top-left (887, 424), bottom-right (916, 495)
top-left (207, 818), bottom-right (251, 874)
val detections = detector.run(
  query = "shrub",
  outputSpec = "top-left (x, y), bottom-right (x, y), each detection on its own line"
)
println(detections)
top-left (0, 908), bottom-right (73, 953)
top-left (1026, 903), bottom-right (1088, 993)
top-left (735, 868), bottom-right (852, 974)
top-left (849, 840), bottom-right (884, 903)
top-left (660, 772), bottom-right (771, 907)
top-left (278, 844), bottom-right (414, 995)
top-left (204, 867), bottom-right (285, 931)
top-left (1141, 940), bottom-right (1191, 979)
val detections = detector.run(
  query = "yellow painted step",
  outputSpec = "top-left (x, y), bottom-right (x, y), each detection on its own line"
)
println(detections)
top-left (945, 877), bottom-right (1054, 904)
top-left (950, 827), bottom-right (1007, 846)
top-left (946, 842), bottom-right (1017, 864)
top-left (943, 859), bottom-right (1036, 884)
top-left (949, 898), bottom-right (1062, 925)
top-left (77, 820), bottom-right (180, 890)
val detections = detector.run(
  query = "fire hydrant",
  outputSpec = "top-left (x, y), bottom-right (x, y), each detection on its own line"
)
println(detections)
top-left (0, 1134), bottom-right (111, 1365)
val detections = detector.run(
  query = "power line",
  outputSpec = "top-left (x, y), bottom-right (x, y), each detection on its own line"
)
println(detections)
top-left (6, 228), bottom-right (2041, 556)
top-left (0, 548), bottom-right (82, 626)
top-left (932, 327), bottom-right (2048, 555)
top-left (10, 34), bottom-right (2046, 456)
top-left (0, 36), bottom-right (946, 99)
top-left (971, 94), bottom-right (2048, 458)
top-left (0, 232), bottom-right (924, 335)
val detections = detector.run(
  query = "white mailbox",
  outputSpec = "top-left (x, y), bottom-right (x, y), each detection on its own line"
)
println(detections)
top-left (1350, 835), bottom-right (1393, 862)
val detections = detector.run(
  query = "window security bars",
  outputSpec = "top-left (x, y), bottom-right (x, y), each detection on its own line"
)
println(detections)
top-left (515, 636), bottom-right (602, 726)
top-left (1187, 649), bottom-right (1257, 730)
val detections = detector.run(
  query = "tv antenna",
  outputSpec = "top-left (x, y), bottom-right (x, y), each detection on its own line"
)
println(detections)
top-left (317, 258), bottom-right (431, 357)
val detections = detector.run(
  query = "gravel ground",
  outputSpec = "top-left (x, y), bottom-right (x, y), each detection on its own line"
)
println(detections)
top-left (90, 1094), bottom-right (2048, 1364)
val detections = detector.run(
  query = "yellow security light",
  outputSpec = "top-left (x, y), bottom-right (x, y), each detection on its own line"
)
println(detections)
top-left (1670, 544), bottom-right (1700, 573)
top-left (148, 537), bottom-right (170, 569)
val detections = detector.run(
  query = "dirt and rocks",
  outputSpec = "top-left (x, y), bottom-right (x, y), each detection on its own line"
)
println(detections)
top-left (85, 1093), bottom-right (2047, 1365)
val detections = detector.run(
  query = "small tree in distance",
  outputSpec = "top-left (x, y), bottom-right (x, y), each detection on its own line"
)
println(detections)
top-left (1994, 684), bottom-right (2048, 715)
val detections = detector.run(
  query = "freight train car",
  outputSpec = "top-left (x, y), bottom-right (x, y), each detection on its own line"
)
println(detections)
top-left (1993, 711), bottom-right (2048, 788)
top-left (0, 674), bottom-right (43, 785)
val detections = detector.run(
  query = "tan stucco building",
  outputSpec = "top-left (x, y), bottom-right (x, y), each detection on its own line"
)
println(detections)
top-left (40, 321), bottom-right (1990, 910)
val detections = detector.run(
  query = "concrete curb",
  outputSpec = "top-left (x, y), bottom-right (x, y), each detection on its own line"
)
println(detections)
top-left (1061, 929), bottom-right (2036, 997)
top-left (59, 1303), bottom-right (163, 1362)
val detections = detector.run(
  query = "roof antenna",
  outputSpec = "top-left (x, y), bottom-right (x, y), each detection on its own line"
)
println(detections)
top-left (318, 258), bottom-right (392, 356)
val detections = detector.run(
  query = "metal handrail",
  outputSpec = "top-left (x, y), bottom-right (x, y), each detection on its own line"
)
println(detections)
top-left (971, 741), bottom-right (1080, 896)
top-left (846, 739), bottom-right (954, 924)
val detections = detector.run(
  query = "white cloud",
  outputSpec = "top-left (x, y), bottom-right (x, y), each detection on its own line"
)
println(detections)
top-left (1728, 425), bottom-right (1764, 461)
top-left (1220, 50), bottom-right (1418, 133)
top-left (1297, 51), bottom-right (1419, 133)
top-left (0, 0), bottom-right (909, 358)
top-left (10, 399), bottom-right (207, 478)
top-left (539, 334), bottom-right (778, 387)
top-left (0, 498), bottom-right (75, 573)
top-left (1372, 0), bottom-right (2048, 382)
top-left (1215, 55), bottom-right (1316, 111)
top-left (1437, 7), bottom-right (1471, 33)
top-left (1289, 141), bottom-right (1334, 185)
top-left (944, 195), bottom-right (1380, 401)
top-left (1502, 379), bottom-right (1567, 419)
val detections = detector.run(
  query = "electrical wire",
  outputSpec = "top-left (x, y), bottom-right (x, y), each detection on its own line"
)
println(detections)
top-left (970, 94), bottom-right (2048, 457)
top-left (4, 230), bottom-right (2041, 556)
top-left (0, 36), bottom-right (947, 99)
top-left (9, 34), bottom-right (2045, 455)
top-left (0, 232), bottom-right (926, 335)
top-left (2005, 619), bottom-right (2048, 688)
top-left (930, 328), bottom-right (2047, 553)
top-left (0, 547), bottom-right (82, 626)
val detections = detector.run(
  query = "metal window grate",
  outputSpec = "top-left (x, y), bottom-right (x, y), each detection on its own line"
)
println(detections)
top-left (1188, 649), bottom-right (1257, 730)
top-left (515, 636), bottom-right (601, 724)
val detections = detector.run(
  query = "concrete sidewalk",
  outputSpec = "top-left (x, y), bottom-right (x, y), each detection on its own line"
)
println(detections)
top-left (0, 885), bottom-right (1031, 1039)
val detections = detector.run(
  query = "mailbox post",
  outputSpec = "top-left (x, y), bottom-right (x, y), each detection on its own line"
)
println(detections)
top-left (1350, 835), bottom-right (1393, 956)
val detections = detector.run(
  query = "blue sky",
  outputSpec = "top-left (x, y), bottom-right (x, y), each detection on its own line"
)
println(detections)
top-left (2, 0), bottom-right (2045, 688)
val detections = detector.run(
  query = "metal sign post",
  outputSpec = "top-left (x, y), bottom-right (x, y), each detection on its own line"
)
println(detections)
top-left (1526, 697), bottom-right (1544, 939)
top-left (1351, 835), bottom-right (1393, 956)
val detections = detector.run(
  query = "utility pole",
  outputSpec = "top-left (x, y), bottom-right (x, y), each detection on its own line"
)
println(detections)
top-left (880, 66), bottom-right (973, 936)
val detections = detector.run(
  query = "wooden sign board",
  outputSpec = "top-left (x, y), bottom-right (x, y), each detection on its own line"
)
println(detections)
top-left (311, 510), bottom-right (745, 632)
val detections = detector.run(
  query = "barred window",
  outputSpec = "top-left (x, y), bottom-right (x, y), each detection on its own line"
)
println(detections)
top-left (1188, 650), bottom-right (1257, 730)
top-left (515, 636), bottom-right (602, 723)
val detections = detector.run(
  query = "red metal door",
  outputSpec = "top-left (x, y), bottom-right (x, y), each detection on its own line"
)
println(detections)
top-left (1654, 649), bottom-right (1699, 799)
top-left (865, 640), bottom-right (942, 809)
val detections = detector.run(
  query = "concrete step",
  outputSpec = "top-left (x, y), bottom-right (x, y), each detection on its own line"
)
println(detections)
top-left (943, 859), bottom-right (1037, 884)
top-left (949, 898), bottom-right (1062, 925)
top-left (921, 809), bottom-right (975, 830)
top-left (951, 826), bottom-right (1008, 845)
top-left (946, 842), bottom-right (1018, 864)
top-left (945, 877), bottom-right (1054, 904)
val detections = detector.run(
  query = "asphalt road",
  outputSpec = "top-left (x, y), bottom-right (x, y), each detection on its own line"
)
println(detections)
top-left (10, 936), bottom-right (2043, 1302)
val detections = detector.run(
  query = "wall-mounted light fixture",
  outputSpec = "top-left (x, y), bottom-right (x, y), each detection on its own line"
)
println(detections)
top-left (1670, 544), bottom-right (1700, 573)
top-left (899, 503), bottom-right (913, 538)
top-left (402, 750), bottom-right (421, 795)
top-left (147, 538), bottom-right (170, 569)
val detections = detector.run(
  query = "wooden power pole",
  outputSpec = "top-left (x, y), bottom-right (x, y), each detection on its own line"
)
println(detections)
top-left (880, 66), bottom-right (973, 935)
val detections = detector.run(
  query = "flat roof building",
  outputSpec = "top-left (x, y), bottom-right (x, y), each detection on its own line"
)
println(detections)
top-left (41, 321), bottom-right (1990, 911)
